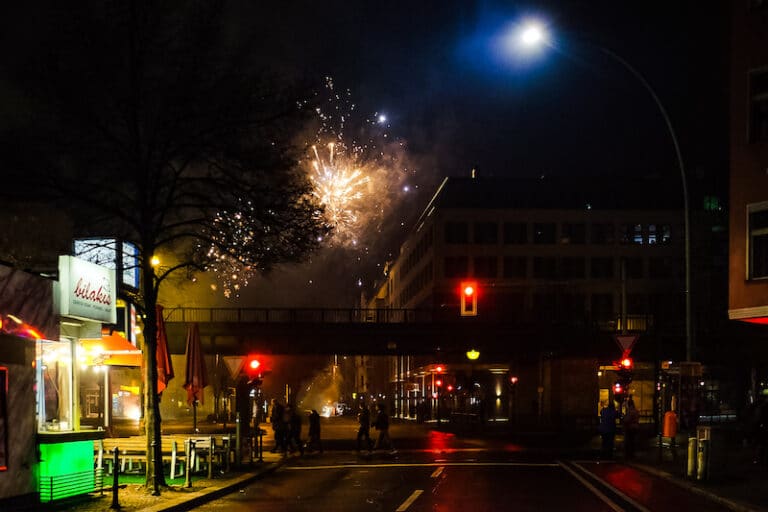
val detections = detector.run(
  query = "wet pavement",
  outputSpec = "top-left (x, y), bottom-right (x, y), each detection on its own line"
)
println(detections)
top-left (23, 419), bottom-right (768, 512)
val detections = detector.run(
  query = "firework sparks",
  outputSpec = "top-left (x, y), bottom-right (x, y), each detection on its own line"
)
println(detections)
top-left (304, 77), bottom-right (411, 250)
top-left (309, 142), bottom-right (370, 241)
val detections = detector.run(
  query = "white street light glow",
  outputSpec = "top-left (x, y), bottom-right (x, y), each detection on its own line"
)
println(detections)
top-left (520, 24), bottom-right (544, 46)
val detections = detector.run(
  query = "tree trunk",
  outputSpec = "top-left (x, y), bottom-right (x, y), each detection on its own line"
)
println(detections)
top-left (142, 262), bottom-right (166, 493)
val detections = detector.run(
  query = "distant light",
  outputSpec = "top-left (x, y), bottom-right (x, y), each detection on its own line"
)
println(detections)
top-left (150, 256), bottom-right (160, 267)
top-left (378, 114), bottom-right (387, 123)
top-left (403, 185), bottom-right (410, 192)
top-left (520, 23), bottom-right (545, 47)
top-left (466, 349), bottom-right (480, 361)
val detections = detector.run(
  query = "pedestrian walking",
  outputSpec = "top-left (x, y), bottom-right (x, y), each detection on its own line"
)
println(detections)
top-left (287, 405), bottom-right (304, 455)
top-left (356, 404), bottom-right (373, 452)
top-left (270, 399), bottom-right (286, 453)
top-left (599, 400), bottom-right (617, 459)
top-left (372, 403), bottom-right (394, 452)
top-left (623, 397), bottom-right (640, 459)
top-left (306, 409), bottom-right (323, 453)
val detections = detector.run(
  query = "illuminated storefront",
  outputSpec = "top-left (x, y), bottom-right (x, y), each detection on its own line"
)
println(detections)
top-left (0, 265), bottom-right (58, 507)
top-left (35, 255), bottom-right (119, 502)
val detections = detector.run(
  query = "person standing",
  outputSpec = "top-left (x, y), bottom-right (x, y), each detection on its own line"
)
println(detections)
top-left (599, 400), bottom-right (618, 459)
top-left (356, 404), bottom-right (373, 452)
top-left (372, 403), bottom-right (394, 452)
top-left (307, 409), bottom-right (323, 453)
top-left (623, 398), bottom-right (640, 459)
top-left (287, 405), bottom-right (304, 455)
top-left (269, 399), bottom-right (285, 453)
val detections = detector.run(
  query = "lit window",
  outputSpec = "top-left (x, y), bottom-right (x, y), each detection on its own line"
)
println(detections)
top-left (38, 339), bottom-right (75, 432)
top-left (633, 224), bottom-right (644, 244)
top-left (647, 224), bottom-right (658, 244)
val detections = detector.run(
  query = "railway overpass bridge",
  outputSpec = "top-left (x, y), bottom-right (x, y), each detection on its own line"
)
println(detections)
top-left (162, 307), bottom-right (646, 360)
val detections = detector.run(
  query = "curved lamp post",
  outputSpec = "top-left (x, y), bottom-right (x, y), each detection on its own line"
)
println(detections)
top-left (515, 23), bottom-right (693, 361)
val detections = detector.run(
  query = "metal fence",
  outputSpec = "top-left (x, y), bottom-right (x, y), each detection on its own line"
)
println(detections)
top-left (164, 308), bottom-right (434, 324)
top-left (39, 468), bottom-right (104, 503)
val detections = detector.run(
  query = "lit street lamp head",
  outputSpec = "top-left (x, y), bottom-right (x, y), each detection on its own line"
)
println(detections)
top-left (519, 23), bottom-right (545, 47)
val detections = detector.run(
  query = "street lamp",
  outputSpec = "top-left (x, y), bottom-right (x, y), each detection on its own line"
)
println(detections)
top-left (512, 22), bottom-right (693, 361)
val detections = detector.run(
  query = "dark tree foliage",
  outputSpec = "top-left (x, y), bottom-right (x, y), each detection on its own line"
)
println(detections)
top-left (0, 0), bottom-right (325, 492)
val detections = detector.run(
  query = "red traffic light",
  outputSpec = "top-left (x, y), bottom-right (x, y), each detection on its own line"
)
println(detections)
top-left (435, 379), bottom-right (443, 387)
top-left (460, 281), bottom-right (478, 316)
top-left (619, 357), bottom-right (633, 370)
top-left (613, 382), bottom-right (623, 394)
top-left (510, 376), bottom-right (519, 385)
top-left (446, 384), bottom-right (454, 392)
top-left (245, 356), bottom-right (261, 376)
top-left (435, 365), bottom-right (444, 373)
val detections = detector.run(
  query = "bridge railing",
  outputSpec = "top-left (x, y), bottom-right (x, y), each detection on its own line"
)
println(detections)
top-left (164, 308), bottom-right (434, 324)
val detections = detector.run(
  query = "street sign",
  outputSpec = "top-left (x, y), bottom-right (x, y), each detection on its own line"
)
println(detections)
top-left (223, 356), bottom-right (245, 379)
top-left (615, 335), bottom-right (639, 353)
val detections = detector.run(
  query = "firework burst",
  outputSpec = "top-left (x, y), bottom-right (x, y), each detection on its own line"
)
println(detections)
top-left (309, 142), bottom-right (370, 242)
top-left (303, 77), bottom-right (412, 252)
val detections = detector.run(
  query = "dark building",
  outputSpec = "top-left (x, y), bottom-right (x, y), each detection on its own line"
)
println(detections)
top-left (728, 1), bottom-right (768, 399)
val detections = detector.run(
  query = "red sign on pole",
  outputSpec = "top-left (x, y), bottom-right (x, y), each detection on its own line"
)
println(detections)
top-left (615, 335), bottom-right (639, 354)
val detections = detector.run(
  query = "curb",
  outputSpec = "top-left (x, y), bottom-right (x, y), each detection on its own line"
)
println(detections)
top-left (144, 460), bottom-right (287, 512)
top-left (628, 462), bottom-right (764, 512)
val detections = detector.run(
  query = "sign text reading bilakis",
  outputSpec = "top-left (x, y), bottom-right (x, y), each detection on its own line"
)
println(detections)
top-left (73, 278), bottom-right (112, 306)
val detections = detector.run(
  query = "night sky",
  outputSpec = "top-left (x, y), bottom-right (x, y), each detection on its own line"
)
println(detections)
top-left (244, 0), bottom-right (728, 179)
top-left (222, 0), bottom-right (729, 307)
top-left (1, 1), bottom-right (730, 307)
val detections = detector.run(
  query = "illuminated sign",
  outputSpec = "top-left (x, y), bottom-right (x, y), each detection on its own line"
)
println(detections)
top-left (56, 256), bottom-right (117, 323)
top-left (73, 238), bottom-right (140, 289)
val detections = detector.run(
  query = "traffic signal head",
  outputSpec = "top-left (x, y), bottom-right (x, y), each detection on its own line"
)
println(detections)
top-left (619, 357), bottom-right (633, 371)
top-left (613, 381), bottom-right (626, 402)
top-left (460, 281), bottom-right (478, 316)
top-left (245, 355), bottom-right (262, 378)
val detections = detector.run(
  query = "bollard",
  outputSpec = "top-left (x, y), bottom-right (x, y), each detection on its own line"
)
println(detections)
top-left (687, 437), bottom-right (697, 478)
top-left (223, 437), bottom-right (230, 473)
top-left (185, 440), bottom-right (195, 488)
top-left (697, 439), bottom-right (709, 481)
top-left (258, 429), bottom-right (264, 463)
top-left (110, 447), bottom-right (120, 510)
top-left (235, 412), bottom-right (241, 468)
top-left (151, 439), bottom-right (159, 496)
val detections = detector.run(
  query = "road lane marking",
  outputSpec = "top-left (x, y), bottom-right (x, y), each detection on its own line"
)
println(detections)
top-left (557, 460), bottom-right (624, 512)
top-left (430, 466), bottom-right (444, 478)
top-left (396, 489), bottom-right (423, 511)
top-left (572, 462), bottom-right (651, 512)
top-left (285, 462), bottom-right (560, 470)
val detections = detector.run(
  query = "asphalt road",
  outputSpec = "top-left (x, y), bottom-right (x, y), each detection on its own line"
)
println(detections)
top-left (194, 417), bottom-right (728, 512)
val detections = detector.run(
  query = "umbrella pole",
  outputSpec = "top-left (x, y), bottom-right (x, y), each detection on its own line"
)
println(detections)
top-left (193, 400), bottom-right (198, 433)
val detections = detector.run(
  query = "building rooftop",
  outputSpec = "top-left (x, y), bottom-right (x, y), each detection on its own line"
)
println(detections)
top-left (424, 176), bottom-right (683, 212)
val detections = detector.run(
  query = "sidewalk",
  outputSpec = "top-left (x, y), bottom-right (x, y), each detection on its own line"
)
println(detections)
top-left (610, 427), bottom-right (768, 512)
top-left (40, 424), bottom-right (288, 512)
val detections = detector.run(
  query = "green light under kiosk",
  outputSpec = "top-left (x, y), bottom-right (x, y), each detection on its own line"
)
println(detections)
top-left (38, 440), bottom-right (95, 502)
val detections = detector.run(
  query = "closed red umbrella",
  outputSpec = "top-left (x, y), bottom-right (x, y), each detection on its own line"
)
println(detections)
top-left (183, 323), bottom-right (207, 432)
top-left (156, 305), bottom-right (175, 394)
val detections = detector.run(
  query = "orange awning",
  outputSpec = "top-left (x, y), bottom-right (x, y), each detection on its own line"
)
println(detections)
top-left (80, 333), bottom-right (142, 367)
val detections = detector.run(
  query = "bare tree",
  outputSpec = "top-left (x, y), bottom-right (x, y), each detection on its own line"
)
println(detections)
top-left (1, 0), bottom-right (325, 493)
